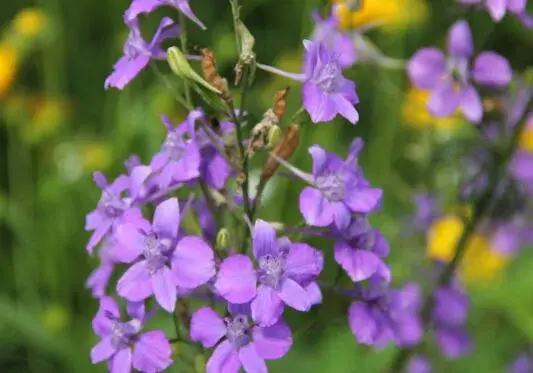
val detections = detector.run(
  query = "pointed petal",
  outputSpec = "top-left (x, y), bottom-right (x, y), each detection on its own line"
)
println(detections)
top-left (114, 224), bottom-right (146, 263)
top-left (472, 52), bottom-right (512, 87)
top-left (407, 48), bottom-right (446, 89)
top-left (207, 340), bottom-right (240, 373)
top-left (151, 266), bottom-right (177, 312)
top-left (92, 296), bottom-right (120, 337)
top-left (87, 220), bottom-right (112, 254)
top-left (190, 307), bottom-right (226, 348)
top-left (278, 278), bottom-right (312, 311)
top-left (153, 198), bottom-right (180, 239)
top-left (332, 201), bottom-right (351, 231)
top-left (173, 236), bottom-right (215, 288)
top-left (111, 348), bottom-right (132, 373)
top-left (91, 336), bottom-right (116, 364)
top-left (348, 302), bottom-right (378, 345)
top-left (117, 261), bottom-right (153, 301)
top-left (305, 282), bottom-right (323, 306)
top-left (334, 94), bottom-right (359, 124)
top-left (284, 243), bottom-right (323, 283)
top-left (132, 331), bottom-right (173, 372)
top-left (486, 0), bottom-right (507, 21)
top-left (252, 220), bottom-right (279, 259)
top-left (253, 322), bottom-right (293, 360)
top-left (239, 344), bottom-right (267, 373)
top-left (302, 82), bottom-right (338, 123)
top-left (105, 55), bottom-right (150, 90)
top-left (125, 0), bottom-right (160, 21)
top-left (299, 187), bottom-right (334, 227)
top-left (176, 0), bottom-right (207, 29)
top-left (447, 20), bottom-right (473, 58)
top-left (345, 187), bottom-right (382, 214)
top-left (215, 255), bottom-right (258, 304)
top-left (251, 285), bottom-right (284, 327)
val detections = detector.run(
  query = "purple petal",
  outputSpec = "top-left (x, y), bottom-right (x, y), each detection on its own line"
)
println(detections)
top-left (428, 82), bottom-right (461, 117)
top-left (345, 187), bottom-right (382, 214)
top-left (435, 287), bottom-right (468, 326)
top-left (302, 82), bottom-right (339, 123)
top-left (407, 48), bottom-right (447, 89)
top-left (190, 307), bottom-right (226, 348)
top-left (372, 231), bottom-right (390, 257)
top-left (111, 348), bottom-right (132, 373)
top-left (348, 302), bottom-right (378, 345)
top-left (92, 297), bottom-right (120, 336)
top-left (239, 344), bottom-right (267, 373)
top-left (91, 336), bottom-right (116, 363)
top-left (207, 340), bottom-right (240, 373)
top-left (332, 201), bottom-right (351, 231)
top-left (508, 0), bottom-right (527, 12)
top-left (486, 0), bottom-right (507, 20)
top-left (151, 266), bottom-right (177, 312)
top-left (252, 220), bottom-right (279, 260)
top-left (105, 55), bottom-right (150, 90)
top-left (125, 0), bottom-right (160, 21)
top-left (253, 322), bottom-right (293, 360)
top-left (153, 198), bottom-right (180, 239)
top-left (215, 255), bottom-right (258, 304)
top-left (86, 210), bottom-right (103, 230)
top-left (201, 148), bottom-right (231, 189)
top-left (149, 17), bottom-right (179, 58)
top-left (334, 242), bottom-right (381, 282)
top-left (87, 220), bottom-right (112, 254)
top-left (172, 236), bottom-right (215, 288)
top-left (251, 285), bottom-right (285, 327)
top-left (308, 145), bottom-right (327, 177)
top-left (472, 52), bottom-right (512, 87)
top-left (127, 302), bottom-right (146, 321)
top-left (86, 263), bottom-right (114, 298)
top-left (117, 261), bottom-right (153, 301)
top-left (447, 20), bottom-right (473, 58)
top-left (334, 92), bottom-right (359, 124)
top-left (284, 243), bottom-right (323, 283)
top-left (278, 278), bottom-right (312, 312)
top-left (114, 224), bottom-right (146, 263)
top-left (408, 356), bottom-right (432, 373)
top-left (305, 282), bottom-right (323, 306)
top-left (436, 328), bottom-right (472, 358)
top-left (460, 85), bottom-right (483, 123)
top-left (299, 187), bottom-right (334, 227)
top-left (132, 331), bottom-right (173, 373)
top-left (176, 0), bottom-right (207, 30)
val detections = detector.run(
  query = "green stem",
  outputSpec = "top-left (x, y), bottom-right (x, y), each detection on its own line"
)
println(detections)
top-left (178, 11), bottom-right (192, 108)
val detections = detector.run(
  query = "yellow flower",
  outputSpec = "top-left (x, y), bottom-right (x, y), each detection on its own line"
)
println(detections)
top-left (427, 216), bottom-right (509, 283)
top-left (519, 119), bottom-right (533, 153)
top-left (12, 8), bottom-right (47, 38)
top-left (0, 44), bottom-right (18, 98)
top-left (333, 0), bottom-right (428, 31)
top-left (402, 87), bottom-right (460, 129)
top-left (81, 142), bottom-right (113, 171)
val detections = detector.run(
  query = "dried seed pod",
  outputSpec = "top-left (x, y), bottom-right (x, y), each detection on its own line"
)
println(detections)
top-left (247, 109), bottom-right (278, 157)
top-left (200, 48), bottom-right (232, 101)
top-left (260, 123), bottom-right (300, 183)
top-left (234, 19), bottom-right (256, 85)
top-left (272, 87), bottom-right (290, 120)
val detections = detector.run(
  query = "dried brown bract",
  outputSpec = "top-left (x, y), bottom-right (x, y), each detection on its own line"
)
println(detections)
top-left (260, 123), bottom-right (300, 183)
top-left (272, 87), bottom-right (290, 121)
top-left (200, 48), bottom-right (232, 101)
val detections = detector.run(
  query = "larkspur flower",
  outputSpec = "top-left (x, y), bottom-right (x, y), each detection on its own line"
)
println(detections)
top-left (408, 20), bottom-right (512, 123)
top-left (85, 172), bottom-right (146, 254)
top-left (125, 0), bottom-right (206, 30)
top-left (408, 355), bottom-right (432, 373)
top-left (214, 220), bottom-right (323, 326)
top-left (333, 216), bottom-right (391, 283)
top-left (105, 17), bottom-right (179, 90)
top-left (91, 297), bottom-right (172, 373)
top-left (190, 303), bottom-right (292, 373)
top-left (459, 0), bottom-right (532, 26)
top-left (115, 198), bottom-right (215, 312)
top-left (299, 138), bottom-right (382, 229)
top-left (87, 239), bottom-right (118, 298)
top-left (311, 10), bottom-right (357, 68)
top-left (348, 279), bottom-right (422, 347)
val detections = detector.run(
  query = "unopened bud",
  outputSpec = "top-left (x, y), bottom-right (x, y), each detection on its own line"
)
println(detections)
top-left (166, 46), bottom-right (222, 94)
top-left (216, 228), bottom-right (231, 251)
top-left (235, 19), bottom-right (256, 85)
top-left (266, 125), bottom-right (282, 149)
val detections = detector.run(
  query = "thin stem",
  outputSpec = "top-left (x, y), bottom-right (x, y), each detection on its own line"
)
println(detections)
top-left (172, 310), bottom-right (181, 341)
top-left (178, 11), bottom-right (192, 107)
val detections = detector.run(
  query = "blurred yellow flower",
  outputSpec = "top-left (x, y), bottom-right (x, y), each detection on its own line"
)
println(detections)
top-left (0, 44), bottom-right (18, 98)
top-left (519, 119), bottom-right (533, 153)
top-left (13, 8), bottom-right (47, 38)
top-left (402, 87), bottom-right (459, 129)
top-left (81, 142), bottom-right (113, 171)
top-left (427, 216), bottom-right (509, 283)
top-left (333, 0), bottom-right (428, 31)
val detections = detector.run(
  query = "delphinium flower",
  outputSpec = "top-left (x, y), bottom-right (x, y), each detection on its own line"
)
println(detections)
top-left (347, 278), bottom-right (422, 347)
top-left (214, 220), bottom-right (324, 326)
top-left (408, 355), bottom-right (432, 373)
top-left (190, 303), bottom-right (292, 373)
top-left (105, 17), bottom-right (179, 90)
top-left (433, 284), bottom-right (472, 358)
top-left (258, 40), bottom-right (359, 124)
top-left (458, 0), bottom-right (532, 27)
top-left (298, 138), bottom-right (382, 229)
top-left (91, 297), bottom-right (172, 373)
top-left (85, 172), bottom-right (146, 254)
top-left (508, 353), bottom-right (533, 373)
top-left (125, 0), bottom-right (206, 30)
top-left (408, 20), bottom-right (512, 123)
top-left (311, 10), bottom-right (357, 68)
top-left (115, 197), bottom-right (215, 312)
top-left (86, 239), bottom-right (118, 298)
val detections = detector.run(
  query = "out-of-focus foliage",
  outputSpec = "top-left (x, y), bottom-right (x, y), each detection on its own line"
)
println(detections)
top-left (0, 0), bottom-right (532, 373)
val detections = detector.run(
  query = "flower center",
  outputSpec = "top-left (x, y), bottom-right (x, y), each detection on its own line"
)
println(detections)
top-left (317, 173), bottom-right (345, 202)
top-left (163, 131), bottom-right (187, 161)
top-left (110, 319), bottom-right (140, 349)
top-left (447, 57), bottom-right (469, 88)
top-left (100, 191), bottom-right (126, 219)
top-left (258, 253), bottom-right (286, 288)
top-left (225, 315), bottom-right (252, 347)
top-left (143, 233), bottom-right (170, 273)
top-left (314, 61), bottom-right (341, 93)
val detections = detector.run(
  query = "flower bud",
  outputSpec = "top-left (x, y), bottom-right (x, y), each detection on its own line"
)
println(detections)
top-left (216, 228), bottom-right (231, 251)
top-left (266, 125), bottom-right (282, 149)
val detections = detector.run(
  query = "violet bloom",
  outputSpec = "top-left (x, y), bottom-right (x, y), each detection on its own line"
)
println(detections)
top-left (150, 112), bottom-right (202, 190)
top-left (115, 198), bottom-right (215, 312)
top-left (214, 220), bottom-right (324, 326)
top-left (408, 20), bottom-right (512, 123)
top-left (299, 139), bottom-right (382, 230)
top-left (333, 217), bottom-right (391, 283)
top-left (512, 150), bottom-right (533, 195)
top-left (87, 239), bottom-right (118, 298)
top-left (508, 354), bottom-right (533, 373)
top-left (126, 0), bottom-right (206, 30)
top-left (459, 0), bottom-right (532, 26)
top-left (91, 297), bottom-right (172, 373)
top-left (85, 172), bottom-right (146, 254)
top-left (433, 285), bottom-right (472, 358)
top-left (105, 17), bottom-right (179, 90)
top-left (190, 303), bottom-right (292, 373)
top-left (348, 280), bottom-right (422, 347)
top-left (311, 10), bottom-right (357, 68)
top-left (408, 355), bottom-right (432, 373)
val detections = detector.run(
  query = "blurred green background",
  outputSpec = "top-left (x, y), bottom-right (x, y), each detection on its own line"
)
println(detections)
top-left (1, 0), bottom-right (533, 372)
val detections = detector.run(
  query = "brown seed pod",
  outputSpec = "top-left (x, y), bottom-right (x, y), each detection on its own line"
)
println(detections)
top-left (200, 48), bottom-right (232, 101)
top-left (260, 123), bottom-right (300, 183)
top-left (272, 87), bottom-right (290, 120)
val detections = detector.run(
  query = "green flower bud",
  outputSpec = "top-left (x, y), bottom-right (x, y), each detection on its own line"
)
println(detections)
top-left (266, 125), bottom-right (282, 149)
top-left (216, 228), bottom-right (231, 251)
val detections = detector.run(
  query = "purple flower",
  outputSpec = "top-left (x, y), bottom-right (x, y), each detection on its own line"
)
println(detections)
top-left (214, 220), bottom-right (324, 326)
top-left (459, 0), bottom-right (531, 26)
top-left (299, 139), bottom-right (382, 229)
top-left (512, 150), bottom-right (533, 195)
top-left (126, 0), bottom-right (206, 30)
top-left (408, 355), bottom-right (432, 373)
top-left (150, 112), bottom-right (202, 189)
top-left (91, 297), bottom-right (172, 373)
top-left (508, 353), bottom-right (533, 373)
top-left (190, 303), bottom-right (292, 373)
top-left (85, 172), bottom-right (147, 254)
top-left (311, 11), bottom-right (357, 68)
top-left (333, 217), bottom-right (391, 283)
top-left (115, 198), bottom-right (215, 312)
top-left (105, 17), bottom-right (179, 90)
top-left (408, 20), bottom-right (512, 123)
top-left (87, 240), bottom-right (118, 298)
top-left (348, 280), bottom-right (422, 347)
